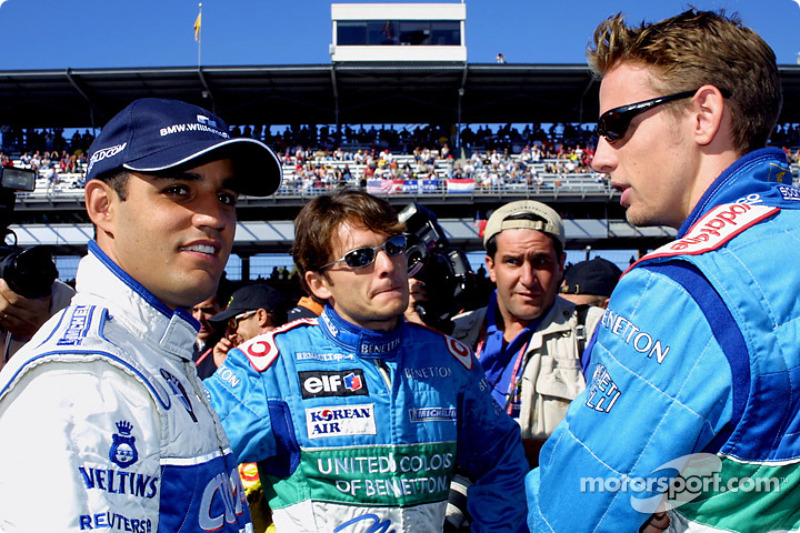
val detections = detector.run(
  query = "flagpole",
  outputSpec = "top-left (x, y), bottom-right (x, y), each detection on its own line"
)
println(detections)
top-left (197, 3), bottom-right (203, 68)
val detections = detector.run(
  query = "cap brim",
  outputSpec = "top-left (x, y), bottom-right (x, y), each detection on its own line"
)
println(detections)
top-left (124, 137), bottom-right (282, 197)
top-left (207, 307), bottom-right (241, 325)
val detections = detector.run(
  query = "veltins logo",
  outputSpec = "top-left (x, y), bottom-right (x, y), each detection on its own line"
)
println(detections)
top-left (109, 420), bottom-right (138, 468)
top-left (299, 369), bottom-right (369, 399)
top-left (580, 453), bottom-right (781, 513)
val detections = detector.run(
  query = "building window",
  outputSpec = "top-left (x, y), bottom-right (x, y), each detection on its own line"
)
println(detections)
top-left (337, 22), bottom-right (367, 46)
top-left (337, 20), bottom-right (460, 46)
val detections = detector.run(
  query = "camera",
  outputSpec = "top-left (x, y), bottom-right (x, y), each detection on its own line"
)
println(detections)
top-left (0, 166), bottom-right (58, 298)
top-left (398, 202), bottom-right (479, 332)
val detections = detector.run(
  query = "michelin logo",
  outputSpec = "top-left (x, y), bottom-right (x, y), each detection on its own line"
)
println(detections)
top-left (409, 407), bottom-right (457, 423)
top-left (779, 185), bottom-right (800, 202)
top-left (57, 305), bottom-right (92, 346)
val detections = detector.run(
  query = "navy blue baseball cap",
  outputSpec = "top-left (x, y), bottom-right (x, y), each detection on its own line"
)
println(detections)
top-left (208, 283), bottom-right (288, 325)
top-left (85, 98), bottom-right (282, 196)
top-left (562, 257), bottom-right (622, 297)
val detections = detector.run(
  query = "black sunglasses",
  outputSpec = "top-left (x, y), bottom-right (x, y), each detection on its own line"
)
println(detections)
top-left (597, 90), bottom-right (699, 143)
top-left (320, 234), bottom-right (407, 271)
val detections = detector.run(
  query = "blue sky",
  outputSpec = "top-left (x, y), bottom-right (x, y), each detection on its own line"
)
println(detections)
top-left (1, 0), bottom-right (800, 70)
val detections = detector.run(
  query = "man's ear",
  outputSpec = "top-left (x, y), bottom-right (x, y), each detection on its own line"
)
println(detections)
top-left (485, 254), bottom-right (497, 283)
top-left (693, 85), bottom-right (728, 147)
top-left (84, 180), bottom-right (116, 235)
top-left (255, 308), bottom-right (271, 328)
top-left (305, 270), bottom-right (332, 302)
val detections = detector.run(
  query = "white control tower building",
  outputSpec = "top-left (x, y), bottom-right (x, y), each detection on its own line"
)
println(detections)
top-left (330, 3), bottom-right (467, 62)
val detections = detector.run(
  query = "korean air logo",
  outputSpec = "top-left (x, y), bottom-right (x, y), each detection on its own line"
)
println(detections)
top-left (299, 369), bottom-right (369, 399)
top-left (306, 404), bottom-right (376, 439)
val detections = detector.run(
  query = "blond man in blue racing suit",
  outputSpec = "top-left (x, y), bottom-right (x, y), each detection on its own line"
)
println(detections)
top-left (528, 9), bottom-right (800, 533)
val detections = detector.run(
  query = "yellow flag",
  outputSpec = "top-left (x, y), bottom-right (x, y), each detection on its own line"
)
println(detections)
top-left (194, 11), bottom-right (202, 41)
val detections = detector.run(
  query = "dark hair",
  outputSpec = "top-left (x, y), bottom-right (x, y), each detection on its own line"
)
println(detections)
top-left (265, 308), bottom-right (288, 329)
top-left (292, 190), bottom-right (405, 293)
top-left (94, 169), bottom-right (130, 200)
top-left (485, 212), bottom-right (563, 258)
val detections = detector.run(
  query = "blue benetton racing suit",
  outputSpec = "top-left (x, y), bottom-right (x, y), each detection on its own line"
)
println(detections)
top-left (205, 305), bottom-right (529, 533)
top-left (0, 242), bottom-right (250, 532)
top-left (528, 148), bottom-right (800, 532)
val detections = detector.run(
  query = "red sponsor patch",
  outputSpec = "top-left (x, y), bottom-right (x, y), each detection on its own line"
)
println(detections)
top-left (625, 203), bottom-right (779, 275)
top-left (245, 336), bottom-right (279, 372)
top-left (446, 337), bottom-right (473, 370)
top-left (244, 318), bottom-right (315, 372)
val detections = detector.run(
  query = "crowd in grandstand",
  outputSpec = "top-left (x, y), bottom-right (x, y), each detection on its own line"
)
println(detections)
top-left (3, 121), bottom-right (800, 196)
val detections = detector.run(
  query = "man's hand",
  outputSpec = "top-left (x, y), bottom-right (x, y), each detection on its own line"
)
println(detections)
top-left (404, 278), bottom-right (427, 326)
top-left (213, 335), bottom-right (237, 368)
top-left (0, 278), bottom-right (52, 340)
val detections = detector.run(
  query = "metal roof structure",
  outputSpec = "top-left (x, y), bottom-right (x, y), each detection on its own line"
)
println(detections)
top-left (0, 63), bottom-right (604, 130)
top-left (4, 63), bottom-right (800, 131)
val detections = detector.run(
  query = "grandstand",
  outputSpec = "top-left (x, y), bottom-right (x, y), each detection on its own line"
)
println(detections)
top-left (8, 136), bottom-right (799, 282)
top-left (7, 160), bottom-right (799, 281)
top-left (11, 152), bottom-right (612, 202)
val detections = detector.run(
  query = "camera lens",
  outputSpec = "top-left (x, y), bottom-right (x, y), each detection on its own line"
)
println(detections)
top-left (0, 246), bottom-right (58, 298)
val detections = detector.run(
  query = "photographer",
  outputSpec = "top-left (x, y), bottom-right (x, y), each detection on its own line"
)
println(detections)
top-left (399, 202), bottom-right (481, 332)
top-left (439, 201), bottom-right (604, 532)
top-left (0, 278), bottom-right (74, 367)
top-left (0, 166), bottom-right (75, 367)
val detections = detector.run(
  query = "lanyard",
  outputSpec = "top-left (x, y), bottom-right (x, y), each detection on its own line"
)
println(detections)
top-left (502, 338), bottom-right (530, 415)
top-left (475, 291), bottom-right (549, 416)
top-left (195, 346), bottom-right (213, 367)
top-left (476, 324), bottom-right (532, 416)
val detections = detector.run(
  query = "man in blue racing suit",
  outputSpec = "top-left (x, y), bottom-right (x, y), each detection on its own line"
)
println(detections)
top-left (527, 9), bottom-right (800, 533)
top-left (205, 190), bottom-right (529, 532)
top-left (0, 98), bottom-right (282, 532)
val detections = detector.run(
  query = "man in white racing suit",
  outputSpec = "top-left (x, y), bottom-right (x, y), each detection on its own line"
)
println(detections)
top-left (0, 98), bottom-right (282, 532)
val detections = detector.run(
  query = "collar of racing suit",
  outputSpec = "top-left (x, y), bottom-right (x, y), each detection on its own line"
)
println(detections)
top-left (71, 241), bottom-right (199, 361)
top-left (318, 305), bottom-right (403, 359)
top-left (678, 147), bottom-right (791, 236)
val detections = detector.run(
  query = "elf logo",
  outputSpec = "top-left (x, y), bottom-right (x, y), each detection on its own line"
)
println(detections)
top-left (300, 369), bottom-right (369, 399)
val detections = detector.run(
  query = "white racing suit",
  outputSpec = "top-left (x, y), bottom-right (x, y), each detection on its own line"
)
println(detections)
top-left (0, 242), bottom-right (251, 532)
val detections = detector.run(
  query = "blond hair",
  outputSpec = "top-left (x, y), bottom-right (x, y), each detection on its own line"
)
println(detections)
top-left (588, 9), bottom-right (781, 154)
